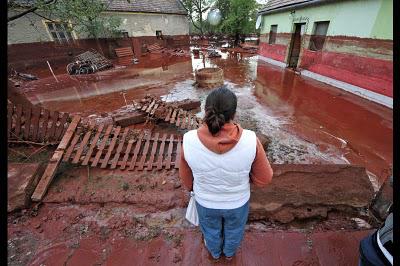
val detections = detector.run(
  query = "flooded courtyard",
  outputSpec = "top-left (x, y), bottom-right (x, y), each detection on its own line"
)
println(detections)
top-left (17, 49), bottom-right (393, 185)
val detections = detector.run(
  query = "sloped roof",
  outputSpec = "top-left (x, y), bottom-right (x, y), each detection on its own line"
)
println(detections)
top-left (259, 0), bottom-right (332, 15)
top-left (9, 0), bottom-right (188, 15)
top-left (102, 0), bottom-right (187, 15)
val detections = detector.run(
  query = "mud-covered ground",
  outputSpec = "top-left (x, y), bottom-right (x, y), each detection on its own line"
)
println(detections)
top-left (8, 46), bottom-right (392, 265)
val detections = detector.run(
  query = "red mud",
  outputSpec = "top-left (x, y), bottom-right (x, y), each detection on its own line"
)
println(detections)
top-left (255, 61), bottom-right (392, 184)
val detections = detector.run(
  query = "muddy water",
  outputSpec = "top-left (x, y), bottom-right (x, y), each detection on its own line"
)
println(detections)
top-left (18, 50), bottom-right (392, 184)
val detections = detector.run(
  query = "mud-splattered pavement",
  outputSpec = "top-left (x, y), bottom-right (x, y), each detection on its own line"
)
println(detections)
top-left (9, 48), bottom-right (392, 265)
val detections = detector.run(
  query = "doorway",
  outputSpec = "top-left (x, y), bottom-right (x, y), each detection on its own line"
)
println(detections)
top-left (287, 23), bottom-right (305, 69)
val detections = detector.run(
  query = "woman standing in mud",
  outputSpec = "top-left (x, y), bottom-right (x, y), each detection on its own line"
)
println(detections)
top-left (179, 86), bottom-right (273, 261)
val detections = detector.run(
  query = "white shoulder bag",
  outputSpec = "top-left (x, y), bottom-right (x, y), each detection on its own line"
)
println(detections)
top-left (185, 191), bottom-right (199, 226)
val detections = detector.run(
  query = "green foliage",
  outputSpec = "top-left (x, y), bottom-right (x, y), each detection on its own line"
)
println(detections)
top-left (181, 0), bottom-right (213, 34)
top-left (37, 0), bottom-right (122, 38)
top-left (217, 0), bottom-right (259, 35)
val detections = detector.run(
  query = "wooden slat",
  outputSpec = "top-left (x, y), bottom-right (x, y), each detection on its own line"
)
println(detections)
top-left (55, 113), bottom-right (69, 140)
top-left (137, 132), bottom-right (151, 171)
top-left (165, 135), bottom-right (174, 170)
top-left (31, 115), bottom-right (81, 202)
top-left (192, 116), bottom-right (198, 129)
top-left (101, 126), bottom-right (121, 168)
top-left (38, 109), bottom-right (50, 142)
top-left (71, 125), bottom-right (94, 164)
top-left (186, 113), bottom-right (192, 130)
top-left (146, 132), bottom-right (159, 171)
top-left (170, 109), bottom-right (178, 124)
top-left (141, 103), bottom-right (149, 112)
top-left (82, 124), bottom-right (104, 166)
top-left (128, 131), bottom-right (144, 170)
top-left (63, 127), bottom-right (83, 162)
top-left (156, 134), bottom-right (167, 170)
top-left (111, 128), bottom-right (129, 169)
top-left (146, 100), bottom-right (156, 113)
top-left (30, 107), bottom-right (41, 142)
top-left (150, 103), bottom-right (159, 115)
top-left (165, 108), bottom-right (173, 122)
top-left (175, 109), bottom-right (182, 127)
top-left (174, 137), bottom-right (182, 169)
top-left (46, 111), bottom-right (59, 141)
top-left (23, 106), bottom-right (32, 140)
top-left (120, 139), bottom-right (134, 170)
top-left (180, 111), bottom-right (187, 129)
top-left (7, 103), bottom-right (13, 138)
top-left (91, 125), bottom-right (113, 167)
top-left (14, 104), bottom-right (23, 138)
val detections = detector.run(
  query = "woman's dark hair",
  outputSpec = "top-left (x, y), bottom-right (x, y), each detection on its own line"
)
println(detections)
top-left (204, 86), bottom-right (237, 135)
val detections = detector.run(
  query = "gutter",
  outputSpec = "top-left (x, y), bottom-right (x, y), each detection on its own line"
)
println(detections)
top-left (258, 0), bottom-right (335, 16)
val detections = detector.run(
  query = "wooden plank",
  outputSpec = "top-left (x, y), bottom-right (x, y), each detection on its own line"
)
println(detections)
top-left (46, 111), bottom-right (59, 141)
top-left (63, 127), bottom-right (83, 162)
top-left (120, 139), bottom-right (134, 170)
top-left (111, 127), bottom-right (129, 169)
top-left (7, 103), bottom-right (13, 139)
top-left (141, 103), bottom-right (149, 112)
top-left (146, 100), bottom-right (156, 113)
top-left (31, 116), bottom-right (81, 202)
top-left (14, 104), bottom-right (23, 138)
top-left (165, 108), bottom-right (173, 122)
top-left (38, 109), bottom-right (49, 142)
top-left (150, 103), bottom-right (159, 115)
top-left (170, 109), bottom-right (178, 124)
top-left (165, 135), bottom-right (174, 170)
top-left (30, 107), bottom-right (41, 142)
top-left (82, 124), bottom-right (104, 166)
top-left (137, 132), bottom-right (151, 171)
top-left (146, 132), bottom-right (159, 171)
top-left (101, 126), bottom-right (121, 168)
top-left (71, 125), bottom-right (94, 164)
top-left (180, 111), bottom-right (187, 129)
top-left (156, 134), bottom-right (167, 170)
top-left (55, 113), bottom-right (69, 140)
top-left (128, 131), bottom-right (144, 170)
top-left (23, 105), bottom-right (32, 140)
top-left (174, 137), bottom-right (182, 169)
top-left (91, 125), bottom-right (113, 167)
top-left (192, 116), bottom-right (198, 129)
top-left (175, 109), bottom-right (182, 127)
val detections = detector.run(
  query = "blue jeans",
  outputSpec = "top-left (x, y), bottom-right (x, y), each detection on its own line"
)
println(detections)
top-left (196, 201), bottom-right (249, 258)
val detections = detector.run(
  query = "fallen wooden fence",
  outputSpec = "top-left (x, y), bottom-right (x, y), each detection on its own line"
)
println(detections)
top-left (133, 97), bottom-right (203, 130)
top-left (62, 124), bottom-right (182, 171)
top-left (7, 101), bottom-right (71, 144)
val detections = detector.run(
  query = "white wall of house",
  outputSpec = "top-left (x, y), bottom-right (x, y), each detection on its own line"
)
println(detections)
top-left (108, 12), bottom-right (190, 37)
top-left (8, 9), bottom-right (189, 44)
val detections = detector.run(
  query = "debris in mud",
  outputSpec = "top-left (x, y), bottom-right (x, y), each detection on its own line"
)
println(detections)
top-left (370, 175), bottom-right (392, 220)
top-left (67, 49), bottom-right (113, 75)
top-left (208, 50), bottom-right (221, 58)
top-left (10, 70), bottom-right (38, 81)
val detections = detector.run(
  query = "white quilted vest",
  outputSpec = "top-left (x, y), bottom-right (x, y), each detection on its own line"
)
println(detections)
top-left (183, 129), bottom-right (257, 209)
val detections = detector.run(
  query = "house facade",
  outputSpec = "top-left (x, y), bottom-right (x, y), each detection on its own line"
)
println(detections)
top-left (258, 0), bottom-right (393, 108)
top-left (8, 0), bottom-right (189, 44)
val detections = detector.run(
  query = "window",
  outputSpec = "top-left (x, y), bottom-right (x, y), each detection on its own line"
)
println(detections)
top-left (122, 31), bottom-right (129, 38)
top-left (156, 30), bottom-right (163, 39)
top-left (268, 25), bottom-right (277, 44)
top-left (46, 22), bottom-right (74, 44)
top-left (309, 21), bottom-right (329, 51)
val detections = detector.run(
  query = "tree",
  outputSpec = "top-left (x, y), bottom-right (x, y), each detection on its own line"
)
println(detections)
top-left (181, 0), bottom-right (214, 35)
top-left (8, 0), bottom-right (122, 39)
top-left (218, 0), bottom-right (259, 46)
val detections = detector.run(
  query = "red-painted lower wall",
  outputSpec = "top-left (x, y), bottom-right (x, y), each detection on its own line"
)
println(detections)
top-left (258, 42), bottom-right (287, 63)
top-left (299, 49), bottom-right (393, 97)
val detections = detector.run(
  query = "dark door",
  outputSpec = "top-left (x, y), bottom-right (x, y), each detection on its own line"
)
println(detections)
top-left (288, 23), bottom-right (304, 69)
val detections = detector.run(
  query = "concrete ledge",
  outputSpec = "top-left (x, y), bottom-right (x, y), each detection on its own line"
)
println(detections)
top-left (250, 164), bottom-right (374, 223)
top-left (258, 55), bottom-right (287, 68)
top-left (300, 70), bottom-right (393, 109)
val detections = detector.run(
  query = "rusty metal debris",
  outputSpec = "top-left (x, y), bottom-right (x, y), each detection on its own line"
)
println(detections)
top-left (67, 49), bottom-right (113, 75)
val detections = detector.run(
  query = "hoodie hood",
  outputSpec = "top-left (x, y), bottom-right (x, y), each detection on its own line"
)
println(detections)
top-left (197, 122), bottom-right (243, 154)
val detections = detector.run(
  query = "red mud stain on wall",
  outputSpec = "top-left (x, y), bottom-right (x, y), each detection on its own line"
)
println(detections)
top-left (299, 49), bottom-right (393, 97)
top-left (255, 62), bottom-right (393, 183)
top-left (259, 42), bottom-right (287, 62)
